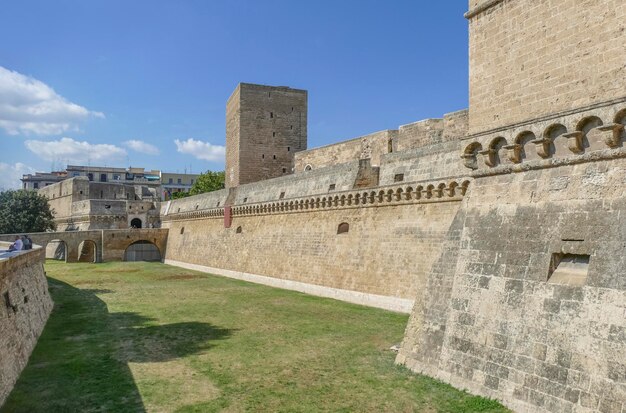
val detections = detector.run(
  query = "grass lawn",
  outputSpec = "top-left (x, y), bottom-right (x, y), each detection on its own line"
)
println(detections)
top-left (2, 261), bottom-right (509, 413)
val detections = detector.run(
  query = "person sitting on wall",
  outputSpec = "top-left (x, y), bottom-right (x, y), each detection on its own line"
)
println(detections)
top-left (22, 235), bottom-right (33, 250)
top-left (8, 236), bottom-right (23, 252)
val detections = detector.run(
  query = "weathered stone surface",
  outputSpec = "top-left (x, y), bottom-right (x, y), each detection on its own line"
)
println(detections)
top-left (0, 246), bottom-right (53, 406)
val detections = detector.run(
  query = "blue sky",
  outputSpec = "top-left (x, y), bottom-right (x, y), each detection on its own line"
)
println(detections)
top-left (0, 0), bottom-right (469, 189)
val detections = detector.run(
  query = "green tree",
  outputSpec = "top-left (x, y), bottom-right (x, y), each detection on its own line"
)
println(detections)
top-left (170, 191), bottom-right (189, 200)
top-left (189, 170), bottom-right (225, 195)
top-left (0, 190), bottom-right (56, 234)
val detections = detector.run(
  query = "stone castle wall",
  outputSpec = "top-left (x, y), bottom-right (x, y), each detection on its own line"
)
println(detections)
top-left (467, 0), bottom-right (626, 134)
top-left (0, 246), bottom-right (53, 406)
top-left (162, 176), bottom-right (468, 312)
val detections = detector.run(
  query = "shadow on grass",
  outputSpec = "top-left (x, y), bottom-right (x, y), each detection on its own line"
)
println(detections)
top-left (2, 278), bottom-right (232, 413)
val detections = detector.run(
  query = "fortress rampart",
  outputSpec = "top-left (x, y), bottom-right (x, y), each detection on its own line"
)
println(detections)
top-left (0, 246), bottom-right (53, 406)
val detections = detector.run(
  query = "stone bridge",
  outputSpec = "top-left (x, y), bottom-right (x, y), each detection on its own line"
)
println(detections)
top-left (0, 229), bottom-right (168, 263)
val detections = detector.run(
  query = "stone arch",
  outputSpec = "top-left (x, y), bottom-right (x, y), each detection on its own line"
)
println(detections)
top-left (515, 131), bottom-right (538, 162)
top-left (386, 189), bottom-right (394, 202)
top-left (395, 188), bottom-right (403, 201)
top-left (340, 195), bottom-right (346, 206)
top-left (462, 142), bottom-right (483, 169)
top-left (369, 191), bottom-right (376, 203)
top-left (124, 240), bottom-right (161, 262)
top-left (461, 180), bottom-right (470, 196)
top-left (415, 186), bottom-right (423, 200)
top-left (46, 239), bottom-right (67, 262)
top-left (347, 194), bottom-right (353, 205)
top-left (378, 190), bottom-right (385, 203)
top-left (436, 183), bottom-right (446, 197)
top-left (426, 185), bottom-right (435, 199)
top-left (448, 181), bottom-right (459, 197)
top-left (577, 115), bottom-right (604, 152)
top-left (236, 226), bottom-right (243, 234)
top-left (78, 240), bottom-right (97, 263)
top-left (304, 164), bottom-right (312, 171)
top-left (404, 187), bottom-right (413, 200)
top-left (487, 137), bottom-right (509, 167)
top-left (544, 123), bottom-right (567, 157)
top-left (130, 218), bottom-right (142, 228)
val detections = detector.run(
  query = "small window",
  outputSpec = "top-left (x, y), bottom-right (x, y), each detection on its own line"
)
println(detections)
top-left (268, 92), bottom-right (271, 98)
top-left (88, 173), bottom-right (94, 181)
top-left (79, 190), bottom-right (83, 195)
top-left (287, 146), bottom-right (290, 151)
top-left (262, 154), bottom-right (265, 159)
top-left (273, 155), bottom-right (276, 159)
top-left (291, 107), bottom-right (294, 112)
top-left (190, 179), bottom-right (194, 184)
top-left (290, 125), bottom-right (293, 130)
top-left (388, 139), bottom-right (393, 153)
top-left (177, 178), bottom-right (182, 184)
top-left (104, 204), bottom-right (111, 209)
top-left (100, 173), bottom-right (107, 182)
top-left (236, 226), bottom-right (242, 234)
top-left (177, 208), bottom-right (180, 212)
top-left (337, 223), bottom-right (349, 234)
top-left (180, 227), bottom-right (185, 234)
top-left (129, 205), bottom-right (132, 210)
top-left (243, 197), bottom-right (248, 203)
top-left (279, 192), bottom-right (285, 199)
top-left (100, 190), bottom-right (104, 198)
top-left (272, 132), bottom-right (276, 137)
top-left (195, 205), bottom-right (199, 210)
top-left (328, 184), bottom-right (336, 191)
top-left (34, 183), bottom-right (39, 189)
top-left (282, 168), bottom-right (287, 173)
top-left (217, 201), bottom-right (220, 207)
top-left (548, 253), bottom-right (590, 286)
top-left (304, 165), bottom-right (312, 171)
top-left (169, 178), bottom-right (173, 184)
top-left (394, 173), bottom-right (404, 182)
top-left (270, 112), bottom-right (273, 118)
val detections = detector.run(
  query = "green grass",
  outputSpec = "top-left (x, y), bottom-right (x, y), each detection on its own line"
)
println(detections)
top-left (2, 261), bottom-right (510, 413)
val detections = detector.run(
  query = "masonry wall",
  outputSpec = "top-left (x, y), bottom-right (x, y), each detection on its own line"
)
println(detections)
top-left (467, 0), bottom-right (626, 134)
top-left (398, 157), bottom-right (626, 413)
top-left (162, 195), bottom-right (463, 311)
top-left (0, 246), bottom-right (53, 407)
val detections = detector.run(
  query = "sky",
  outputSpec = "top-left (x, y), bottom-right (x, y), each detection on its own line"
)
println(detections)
top-left (0, 0), bottom-right (469, 190)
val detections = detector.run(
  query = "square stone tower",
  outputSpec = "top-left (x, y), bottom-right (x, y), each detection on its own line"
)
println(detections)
top-left (225, 83), bottom-right (307, 188)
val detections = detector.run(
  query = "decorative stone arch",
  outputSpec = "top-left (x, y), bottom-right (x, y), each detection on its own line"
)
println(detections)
top-left (462, 142), bottom-right (483, 169)
top-left (436, 183), bottom-right (446, 198)
top-left (395, 188), bottom-right (403, 201)
top-left (415, 186), bottom-right (423, 200)
top-left (304, 164), bottom-right (312, 171)
top-left (544, 123), bottom-right (567, 157)
top-left (426, 185), bottom-right (435, 199)
top-left (448, 181), bottom-right (459, 197)
top-left (404, 186), bottom-right (413, 200)
top-left (124, 240), bottom-right (161, 262)
top-left (514, 131), bottom-right (538, 162)
top-left (461, 180), bottom-right (471, 196)
top-left (576, 115), bottom-right (604, 152)
top-left (484, 137), bottom-right (509, 167)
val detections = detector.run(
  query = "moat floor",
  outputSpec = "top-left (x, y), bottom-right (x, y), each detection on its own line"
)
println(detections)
top-left (2, 261), bottom-right (509, 413)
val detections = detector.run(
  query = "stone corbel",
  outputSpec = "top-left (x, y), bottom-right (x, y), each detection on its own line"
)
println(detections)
top-left (479, 149), bottom-right (495, 167)
top-left (597, 123), bottom-right (624, 148)
top-left (562, 131), bottom-right (584, 154)
top-left (504, 144), bottom-right (522, 163)
top-left (531, 138), bottom-right (551, 158)
top-left (461, 153), bottom-right (478, 170)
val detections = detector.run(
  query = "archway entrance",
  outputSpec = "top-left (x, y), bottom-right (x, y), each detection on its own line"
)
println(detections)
top-left (124, 241), bottom-right (161, 262)
top-left (130, 218), bottom-right (142, 228)
top-left (46, 240), bottom-right (67, 262)
top-left (78, 240), bottom-right (97, 263)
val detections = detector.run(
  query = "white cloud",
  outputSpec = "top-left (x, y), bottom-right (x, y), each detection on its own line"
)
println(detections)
top-left (0, 162), bottom-right (36, 191)
top-left (0, 66), bottom-right (104, 136)
top-left (174, 138), bottom-right (225, 162)
top-left (24, 137), bottom-right (126, 164)
top-left (123, 139), bottom-right (160, 155)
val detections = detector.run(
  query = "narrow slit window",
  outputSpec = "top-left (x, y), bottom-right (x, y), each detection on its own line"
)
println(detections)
top-left (329, 184), bottom-right (336, 191)
top-left (279, 192), bottom-right (285, 199)
top-left (337, 223), bottom-right (349, 234)
top-left (272, 132), bottom-right (276, 137)
top-left (394, 173), bottom-right (404, 182)
top-left (270, 112), bottom-right (273, 118)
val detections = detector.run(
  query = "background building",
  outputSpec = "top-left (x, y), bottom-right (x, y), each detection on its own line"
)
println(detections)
top-left (160, 172), bottom-right (200, 200)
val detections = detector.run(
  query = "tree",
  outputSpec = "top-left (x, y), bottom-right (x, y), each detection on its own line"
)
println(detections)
top-left (0, 190), bottom-right (56, 234)
top-left (170, 191), bottom-right (189, 200)
top-left (189, 170), bottom-right (225, 195)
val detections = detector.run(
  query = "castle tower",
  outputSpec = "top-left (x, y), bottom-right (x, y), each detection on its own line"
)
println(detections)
top-left (225, 83), bottom-right (307, 188)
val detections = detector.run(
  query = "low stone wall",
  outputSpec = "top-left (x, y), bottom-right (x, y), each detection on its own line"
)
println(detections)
top-left (0, 245), bottom-right (53, 407)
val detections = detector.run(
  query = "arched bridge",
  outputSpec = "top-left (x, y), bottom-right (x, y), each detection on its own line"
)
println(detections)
top-left (0, 229), bottom-right (168, 263)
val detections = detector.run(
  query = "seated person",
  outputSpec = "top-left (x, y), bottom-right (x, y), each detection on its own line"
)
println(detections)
top-left (22, 235), bottom-right (33, 250)
top-left (8, 236), bottom-right (23, 252)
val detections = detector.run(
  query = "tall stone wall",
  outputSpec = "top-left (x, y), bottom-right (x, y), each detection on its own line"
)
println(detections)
top-left (0, 247), bottom-right (53, 406)
top-left (398, 142), bottom-right (626, 411)
top-left (467, 0), bottom-right (626, 134)
top-left (162, 177), bottom-right (467, 312)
